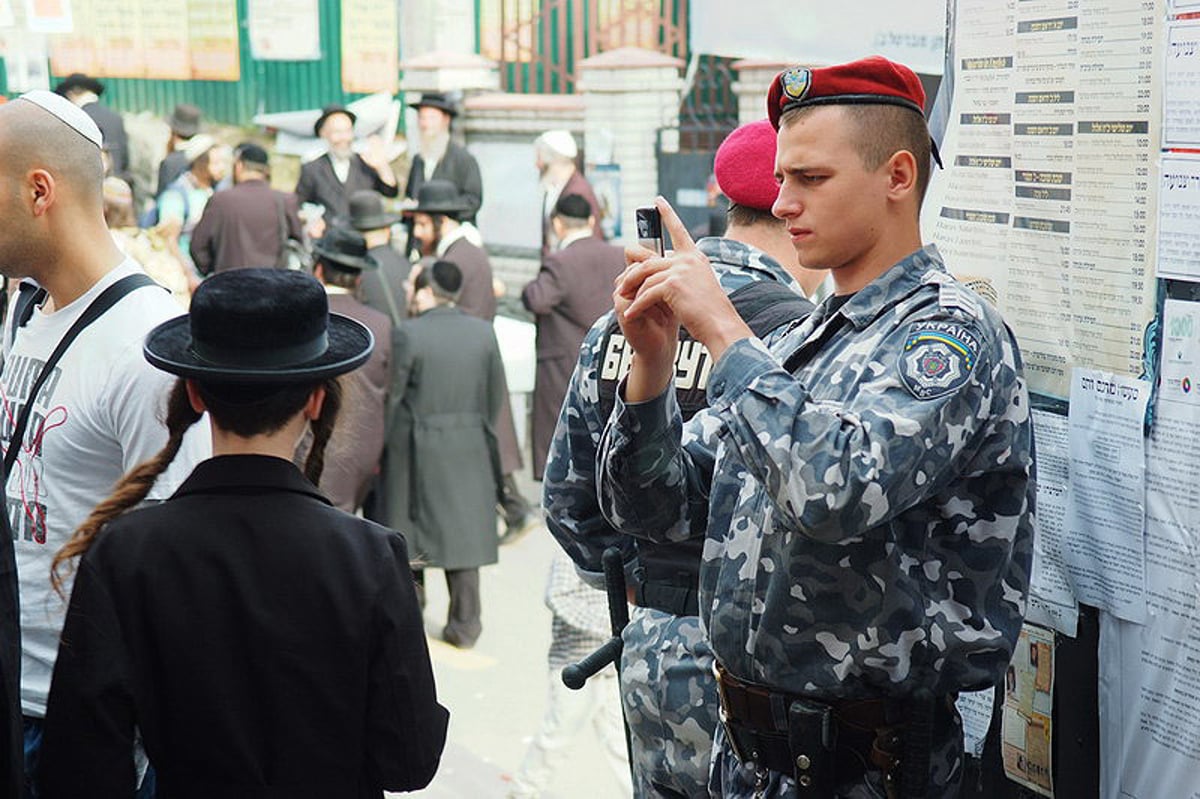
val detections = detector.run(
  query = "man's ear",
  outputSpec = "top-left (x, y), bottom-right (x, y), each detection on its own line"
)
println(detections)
top-left (184, 379), bottom-right (207, 414)
top-left (304, 385), bottom-right (327, 421)
top-left (29, 169), bottom-right (56, 218)
top-left (885, 149), bottom-right (918, 201)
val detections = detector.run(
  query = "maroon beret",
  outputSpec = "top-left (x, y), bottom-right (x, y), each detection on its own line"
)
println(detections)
top-left (767, 55), bottom-right (927, 131)
top-left (713, 120), bottom-right (780, 213)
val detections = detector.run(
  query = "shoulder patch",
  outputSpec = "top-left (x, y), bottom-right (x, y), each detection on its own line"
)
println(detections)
top-left (898, 321), bottom-right (981, 400)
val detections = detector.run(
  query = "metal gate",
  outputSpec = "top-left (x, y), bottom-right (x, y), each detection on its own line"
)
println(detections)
top-left (478, 0), bottom-right (688, 94)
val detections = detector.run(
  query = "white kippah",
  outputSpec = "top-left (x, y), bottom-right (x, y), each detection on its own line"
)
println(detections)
top-left (536, 129), bottom-right (578, 160)
top-left (16, 90), bottom-right (104, 149)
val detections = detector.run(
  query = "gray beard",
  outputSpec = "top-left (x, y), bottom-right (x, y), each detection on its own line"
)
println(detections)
top-left (419, 132), bottom-right (450, 165)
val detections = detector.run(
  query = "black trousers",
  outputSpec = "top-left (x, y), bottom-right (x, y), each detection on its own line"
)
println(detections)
top-left (412, 567), bottom-right (481, 646)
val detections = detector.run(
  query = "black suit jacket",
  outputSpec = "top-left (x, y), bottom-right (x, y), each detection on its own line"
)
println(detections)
top-left (189, 179), bottom-right (304, 274)
top-left (405, 142), bottom-right (483, 224)
top-left (38, 455), bottom-right (447, 799)
top-left (295, 154), bottom-right (399, 227)
top-left (360, 244), bottom-right (411, 326)
top-left (84, 101), bottom-right (129, 176)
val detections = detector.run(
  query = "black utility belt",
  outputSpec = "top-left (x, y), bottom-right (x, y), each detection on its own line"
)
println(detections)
top-left (632, 579), bottom-right (699, 617)
top-left (713, 662), bottom-right (910, 796)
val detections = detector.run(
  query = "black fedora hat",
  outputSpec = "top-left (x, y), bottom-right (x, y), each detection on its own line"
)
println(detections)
top-left (167, 103), bottom-right (203, 138)
top-left (348, 190), bottom-right (401, 231)
top-left (144, 269), bottom-right (373, 383)
top-left (407, 180), bottom-right (471, 218)
top-left (55, 73), bottom-right (105, 97)
top-left (314, 104), bottom-right (357, 137)
top-left (408, 92), bottom-right (458, 117)
top-left (313, 227), bottom-right (378, 272)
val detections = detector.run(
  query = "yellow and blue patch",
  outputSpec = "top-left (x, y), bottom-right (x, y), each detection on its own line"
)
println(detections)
top-left (899, 321), bottom-right (981, 400)
top-left (781, 67), bottom-right (811, 101)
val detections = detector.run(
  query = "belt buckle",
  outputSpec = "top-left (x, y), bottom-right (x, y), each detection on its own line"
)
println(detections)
top-left (713, 662), bottom-right (751, 765)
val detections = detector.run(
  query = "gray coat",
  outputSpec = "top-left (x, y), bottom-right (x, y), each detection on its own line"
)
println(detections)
top-left (386, 305), bottom-right (505, 570)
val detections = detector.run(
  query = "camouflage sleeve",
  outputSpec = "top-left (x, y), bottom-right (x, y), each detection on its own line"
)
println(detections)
top-left (596, 380), bottom-right (716, 544)
top-left (707, 313), bottom-right (1016, 543)
top-left (542, 318), bottom-right (637, 584)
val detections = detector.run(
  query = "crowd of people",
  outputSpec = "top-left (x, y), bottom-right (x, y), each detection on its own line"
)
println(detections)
top-left (0, 52), bottom-right (1034, 799)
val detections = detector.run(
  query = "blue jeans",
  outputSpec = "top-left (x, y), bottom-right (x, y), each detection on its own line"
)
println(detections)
top-left (24, 716), bottom-right (157, 798)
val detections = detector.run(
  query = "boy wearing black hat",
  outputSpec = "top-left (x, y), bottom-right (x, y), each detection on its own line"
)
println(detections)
top-left (38, 268), bottom-right (447, 796)
top-left (598, 55), bottom-right (1033, 797)
top-left (190, 143), bottom-right (305, 274)
top-left (295, 105), bottom-right (398, 228)
top-left (390, 260), bottom-right (506, 648)
top-left (404, 93), bottom-right (483, 225)
top-left (305, 228), bottom-right (393, 513)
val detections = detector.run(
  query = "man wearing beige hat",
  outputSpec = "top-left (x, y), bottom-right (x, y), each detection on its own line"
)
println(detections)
top-left (534, 129), bottom-right (602, 255)
top-left (156, 134), bottom-right (231, 279)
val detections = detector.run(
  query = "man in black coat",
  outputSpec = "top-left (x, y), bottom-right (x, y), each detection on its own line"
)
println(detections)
top-left (404, 93), bottom-right (482, 225)
top-left (349, 190), bottom-right (409, 325)
top-left (190, 144), bottom-right (304, 274)
top-left (55, 73), bottom-right (129, 179)
top-left (295, 105), bottom-right (399, 228)
top-left (408, 182), bottom-right (534, 535)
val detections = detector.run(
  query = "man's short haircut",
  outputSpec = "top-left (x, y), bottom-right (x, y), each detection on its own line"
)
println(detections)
top-left (415, 260), bottom-right (463, 302)
top-left (726, 202), bottom-right (778, 229)
top-left (553, 193), bottom-right (592, 228)
top-left (780, 103), bottom-right (932, 205)
top-left (317, 259), bottom-right (359, 290)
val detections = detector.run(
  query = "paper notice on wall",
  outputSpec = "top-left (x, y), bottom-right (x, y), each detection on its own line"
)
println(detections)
top-left (1166, 20), bottom-right (1200, 147)
top-left (1027, 410), bottom-right (1079, 637)
top-left (248, 0), bottom-right (320, 61)
top-left (1064, 368), bottom-right (1148, 623)
top-left (958, 687), bottom-right (996, 759)
top-left (1002, 623), bottom-right (1055, 797)
top-left (340, 0), bottom-right (397, 94)
top-left (926, 0), bottom-right (1162, 400)
top-left (1158, 154), bottom-right (1200, 282)
top-left (1098, 299), bottom-right (1200, 799)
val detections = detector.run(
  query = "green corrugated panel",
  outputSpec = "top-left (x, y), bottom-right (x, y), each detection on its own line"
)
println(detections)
top-left (42, 0), bottom-right (380, 126)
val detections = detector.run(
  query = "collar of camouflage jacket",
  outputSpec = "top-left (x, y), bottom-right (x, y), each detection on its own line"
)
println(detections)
top-left (830, 243), bottom-right (950, 331)
top-left (696, 236), bottom-right (800, 292)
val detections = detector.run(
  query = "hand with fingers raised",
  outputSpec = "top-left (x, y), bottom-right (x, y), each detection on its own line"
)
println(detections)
top-left (614, 197), bottom-right (754, 402)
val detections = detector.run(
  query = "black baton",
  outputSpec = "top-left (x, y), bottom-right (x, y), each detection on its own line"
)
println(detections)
top-left (562, 547), bottom-right (629, 689)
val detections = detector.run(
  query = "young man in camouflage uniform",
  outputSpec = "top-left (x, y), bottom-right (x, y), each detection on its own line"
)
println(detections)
top-left (543, 120), bottom-right (816, 798)
top-left (599, 56), bottom-right (1034, 797)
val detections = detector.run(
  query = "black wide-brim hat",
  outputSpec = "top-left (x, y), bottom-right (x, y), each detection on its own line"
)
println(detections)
top-left (348, 190), bottom-right (401, 231)
top-left (313, 226), bottom-right (379, 272)
top-left (144, 269), bottom-right (373, 383)
top-left (405, 179), bottom-right (471, 217)
top-left (408, 92), bottom-right (457, 117)
top-left (314, 104), bottom-right (357, 137)
top-left (55, 73), bottom-right (105, 97)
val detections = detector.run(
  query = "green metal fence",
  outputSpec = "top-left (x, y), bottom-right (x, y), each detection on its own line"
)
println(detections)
top-left (1, 0), bottom-right (377, 126)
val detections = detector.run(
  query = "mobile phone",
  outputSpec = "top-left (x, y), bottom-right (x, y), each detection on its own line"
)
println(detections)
top-left (635, 206), bottom-right (664, 256)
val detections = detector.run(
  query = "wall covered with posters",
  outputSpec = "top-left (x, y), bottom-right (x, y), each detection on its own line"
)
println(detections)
top-left (924, 0), bottom-right (1200, 796)
top-left (0, 0), bottom-right (399, 124)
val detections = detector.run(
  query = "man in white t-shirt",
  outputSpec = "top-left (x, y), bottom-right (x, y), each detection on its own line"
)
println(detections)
top-left (0, 90), bottom-right (210, 796)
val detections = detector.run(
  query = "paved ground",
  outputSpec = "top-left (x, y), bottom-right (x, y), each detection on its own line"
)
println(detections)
top-left (393, 474), bottom-right (631, 799)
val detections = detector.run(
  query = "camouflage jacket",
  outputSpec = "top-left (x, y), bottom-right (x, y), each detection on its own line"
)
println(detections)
top-left (597, 244), bottom-right (1035, 698)
top-left (543, 237), bottom-right (806, 586)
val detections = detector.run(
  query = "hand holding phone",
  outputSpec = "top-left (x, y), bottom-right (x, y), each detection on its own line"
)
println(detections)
top-left (635, 206), bottom-right (664, 256)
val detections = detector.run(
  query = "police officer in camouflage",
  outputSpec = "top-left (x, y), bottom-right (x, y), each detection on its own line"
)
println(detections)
top-left (598, 56), bottom-right (1034, 797)
top-left (543, 120), bottom-right (817, 798)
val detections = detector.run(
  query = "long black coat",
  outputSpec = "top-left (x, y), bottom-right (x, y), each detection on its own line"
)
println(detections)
top-left (386, 306), bottom-right (505, 570)
top-left (405, 142), bottom-right (483, 224)
top-left (521, 235), bottom-right (625, 479)
top-left (295, 154), bottom-right (399, 227)
top-left (438, 238), bottom-right (523, 475)
top-left (38, 455), bottom-right (447, 799)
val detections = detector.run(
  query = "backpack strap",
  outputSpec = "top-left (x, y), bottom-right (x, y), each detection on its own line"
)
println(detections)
top-left (3, 273), bottom-right (159, 479)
